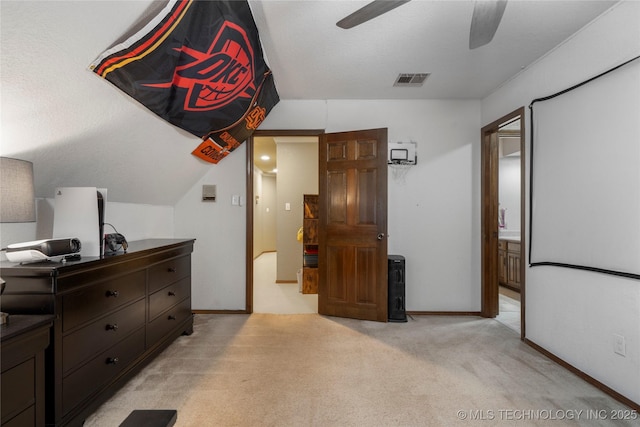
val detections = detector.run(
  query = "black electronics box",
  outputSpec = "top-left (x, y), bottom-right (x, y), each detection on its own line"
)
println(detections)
top-left (388, 255), bottom-right (407, 322)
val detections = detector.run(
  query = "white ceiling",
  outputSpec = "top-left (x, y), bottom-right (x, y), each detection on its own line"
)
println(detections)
top-left (250, 0), bottom-right (618, 99)
top-left (0, 0), bottom-right (619, 205)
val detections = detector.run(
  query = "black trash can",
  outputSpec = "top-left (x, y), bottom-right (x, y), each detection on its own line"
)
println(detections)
top-left (388, 255), bottom-right (407, 322)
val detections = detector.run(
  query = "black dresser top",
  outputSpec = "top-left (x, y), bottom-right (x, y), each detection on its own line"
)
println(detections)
top-left (0, 238), bottom-right (195, 278)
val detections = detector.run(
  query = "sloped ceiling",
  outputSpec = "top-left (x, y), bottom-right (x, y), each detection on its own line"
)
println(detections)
top-left (0, 0), bottom-right (618, 205)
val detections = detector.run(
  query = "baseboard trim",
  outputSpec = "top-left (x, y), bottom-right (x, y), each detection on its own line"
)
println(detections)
top-left (524, 338), bottom-right (640, 411)
top-left (407, 311), bottom-right (482, 316)
top-left (192, 310), bottom-right (248, 314)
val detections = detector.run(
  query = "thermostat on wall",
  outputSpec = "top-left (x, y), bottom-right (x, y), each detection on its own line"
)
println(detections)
top-left (202, 185), bottom-right (216, 202)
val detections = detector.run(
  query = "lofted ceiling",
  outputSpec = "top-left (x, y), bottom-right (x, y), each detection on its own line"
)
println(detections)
top-left (0, 0), bottom-right (619, 206)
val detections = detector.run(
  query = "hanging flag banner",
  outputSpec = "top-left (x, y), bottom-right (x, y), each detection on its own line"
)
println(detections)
top-left (89, 0), bottom-right (279, 163)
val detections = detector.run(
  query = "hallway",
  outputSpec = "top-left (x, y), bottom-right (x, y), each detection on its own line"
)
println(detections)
top-left (253, 252), bottom-right (317, 314)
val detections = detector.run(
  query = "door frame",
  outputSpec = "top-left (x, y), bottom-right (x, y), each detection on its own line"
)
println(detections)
top-left (480, 107), bottom-right (526, 339)
top-left (245, 129), bottom-right (324, 313)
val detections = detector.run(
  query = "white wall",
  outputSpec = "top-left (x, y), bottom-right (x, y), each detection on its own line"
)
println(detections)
top-left (482, 1), bottom-right (640, 404)
top-left (174, 146), bottom-right (247, 310)
top-left (262, 175), bottom-right (277, 252)
top-left (499, 156), bottom-right (521, 232)
top-left (177, 98), bottom-right (481, 312)
top-left (275, 140), bottom-right (318, 281)
top-left (253, 169), bottom-right (277, 258)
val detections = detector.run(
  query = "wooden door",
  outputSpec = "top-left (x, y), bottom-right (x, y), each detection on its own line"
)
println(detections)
top-left (481, 127), bottom-right (500, 318)
top-left (318, 128), bottom-right (388, 322)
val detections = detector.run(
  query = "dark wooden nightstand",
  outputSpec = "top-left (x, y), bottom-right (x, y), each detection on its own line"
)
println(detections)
top-left (1, 315), bottom-right (54, 427)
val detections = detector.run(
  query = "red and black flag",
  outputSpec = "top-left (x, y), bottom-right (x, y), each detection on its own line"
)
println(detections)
top-left (90, 0), bottom-right (279, 164)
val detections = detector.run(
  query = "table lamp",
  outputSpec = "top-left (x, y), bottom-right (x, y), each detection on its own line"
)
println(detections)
top-left (0, 157), bottom-right (36, 324)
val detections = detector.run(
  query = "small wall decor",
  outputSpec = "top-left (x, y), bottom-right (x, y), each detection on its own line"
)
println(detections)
top-left (388, 141), bottom-right (417, 165)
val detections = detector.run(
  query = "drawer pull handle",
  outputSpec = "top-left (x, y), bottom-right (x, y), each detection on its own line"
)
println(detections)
top-left (168, 267), bottom-right (177, 273)
top-left (106, 357), bottom-right (119, 365)
top-left (168, 315), bottom-right (176, 320)
top-left (105, 323), bottom-right (119, 331)
top-left (106, 290), bottom-right (119, 298)
top-left (168, 291), bottom-right (176, 296)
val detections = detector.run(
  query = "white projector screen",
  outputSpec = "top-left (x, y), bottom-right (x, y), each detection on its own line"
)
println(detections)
top-left (529, 56), bottom-right (640, 279)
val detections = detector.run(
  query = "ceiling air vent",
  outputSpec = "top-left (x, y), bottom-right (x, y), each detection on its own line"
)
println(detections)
top-left (394, 73), bottom-right (429, 87)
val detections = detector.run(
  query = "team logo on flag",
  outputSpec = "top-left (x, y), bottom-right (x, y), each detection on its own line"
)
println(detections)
top-left (90, 0), bottom-right (279, 164)
top-left (140, 21), bottom-right (255, 112)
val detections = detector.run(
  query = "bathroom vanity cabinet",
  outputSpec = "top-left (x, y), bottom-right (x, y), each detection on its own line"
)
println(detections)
top-left (498, 238), bottom-right (521, 291)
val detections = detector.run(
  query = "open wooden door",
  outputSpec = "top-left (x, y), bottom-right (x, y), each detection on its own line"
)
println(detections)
top-left (318, 128), bottom-right (388, 322)
top-left (481, 126), bottom-right (500, 318)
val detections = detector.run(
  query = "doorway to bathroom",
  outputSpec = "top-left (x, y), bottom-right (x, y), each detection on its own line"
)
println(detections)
top-left (481, 107), bottom-right (525, 338)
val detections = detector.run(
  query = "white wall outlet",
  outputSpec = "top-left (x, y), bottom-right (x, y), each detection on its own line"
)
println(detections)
top-left (232, 195), bottom-right (240, 206)
top-left (285, 202), bottom-right (291, 211)
top-left (613, 334), bottom-right (626, 356)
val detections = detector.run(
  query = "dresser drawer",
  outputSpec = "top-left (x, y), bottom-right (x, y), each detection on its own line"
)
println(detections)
top-left (62, 270), bottom-right (146, 332)
top-left (62, 299), bottom-right (146, 374)
top-left (2, 405), bottom-right (35, 427)
top-left (1, 359), bottom-right (34, 423)
top-left (146, 297), bottom-right (191, 348)
top-left (148, 255), bottom-right (191, 294)
top-left (507, 241), bottom-right (521, 253)
top-left (62, 328), bottom-right (145, 414)
top-left (149, 277), bottom-right (190, 321)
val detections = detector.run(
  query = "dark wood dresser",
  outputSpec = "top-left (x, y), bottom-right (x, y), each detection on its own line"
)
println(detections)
top-left (1, 315), bottom-right (54, 427)
top-left (0, 239), bottom-right (195, 427)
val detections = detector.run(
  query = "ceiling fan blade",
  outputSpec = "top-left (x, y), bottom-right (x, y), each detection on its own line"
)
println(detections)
top-left (469, 0), bottom-right (508, 49)
top-left (337, 0), bottom-right (411, 29)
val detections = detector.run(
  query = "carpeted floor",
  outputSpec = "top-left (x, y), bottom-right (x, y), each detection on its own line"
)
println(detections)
top-left (84, 314), bottom-right (635, 426)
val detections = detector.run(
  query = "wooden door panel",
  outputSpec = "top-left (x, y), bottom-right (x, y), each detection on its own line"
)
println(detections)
top-left (327, 171), bottom-right (347, 224)
top-left (355, 246), bottom-right (378, 305)
top-left (327, 140), bottom-right (348, 161)
top-left (356, 139), bottom-right (377, 160)
top-left (356, 168), bottom-right (378, 225)
top-left (326, 246), bottom-right (351, 302)
top-left (319, 128), bottom-right (388, 322)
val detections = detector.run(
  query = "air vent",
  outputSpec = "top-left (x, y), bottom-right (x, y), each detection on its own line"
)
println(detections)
top-left (394, 73), bottom-right (429, 87)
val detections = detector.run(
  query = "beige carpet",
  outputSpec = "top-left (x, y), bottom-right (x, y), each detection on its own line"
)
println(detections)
top-left (85, 314), bottom-right (634, 426)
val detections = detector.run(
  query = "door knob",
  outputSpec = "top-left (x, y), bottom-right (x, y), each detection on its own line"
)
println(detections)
top-left (377, 233), bottom-right (385, 240)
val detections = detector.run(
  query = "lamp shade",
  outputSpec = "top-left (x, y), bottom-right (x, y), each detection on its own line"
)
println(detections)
top-left (0, 157), bottom-right (36, 222)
